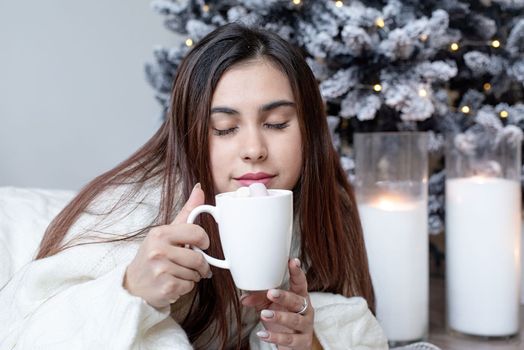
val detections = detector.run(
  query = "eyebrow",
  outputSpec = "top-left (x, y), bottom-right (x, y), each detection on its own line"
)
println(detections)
top-left (210, 100), bottom-right (296, 115)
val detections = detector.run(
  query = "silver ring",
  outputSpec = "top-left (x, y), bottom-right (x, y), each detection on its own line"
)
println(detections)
top-left (297, 297), bottom-right (308, 315)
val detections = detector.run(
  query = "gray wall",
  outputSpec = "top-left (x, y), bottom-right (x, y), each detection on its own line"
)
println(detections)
top-left (0, 1), bottom-right (178, 190)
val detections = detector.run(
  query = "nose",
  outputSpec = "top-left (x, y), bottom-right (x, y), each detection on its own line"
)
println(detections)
top-left (240, 128), bottom-right (268, 162)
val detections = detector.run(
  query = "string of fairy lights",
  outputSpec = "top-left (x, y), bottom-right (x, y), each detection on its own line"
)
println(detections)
top-left (180, 0), bottom-right (514, 119)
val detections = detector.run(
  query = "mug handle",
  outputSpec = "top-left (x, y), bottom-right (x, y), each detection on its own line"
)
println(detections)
top-left (186, 205), bottom-right (230, 270)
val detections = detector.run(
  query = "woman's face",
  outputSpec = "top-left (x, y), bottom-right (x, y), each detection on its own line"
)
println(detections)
top-left (209, 59), bottom-right (303, 194)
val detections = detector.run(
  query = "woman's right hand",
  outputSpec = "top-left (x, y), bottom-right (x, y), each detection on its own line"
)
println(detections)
top-left (123, 184), bottom-right (212, 309)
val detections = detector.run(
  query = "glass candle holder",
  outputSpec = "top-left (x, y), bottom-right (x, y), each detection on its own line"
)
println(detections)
top-left (445, 131), bottom-right (522, 337)
top-left (354, 132), bottom-right (429, 346)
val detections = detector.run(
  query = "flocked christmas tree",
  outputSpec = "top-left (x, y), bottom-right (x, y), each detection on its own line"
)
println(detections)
top-left (145, 0), bottom-right (524, 235)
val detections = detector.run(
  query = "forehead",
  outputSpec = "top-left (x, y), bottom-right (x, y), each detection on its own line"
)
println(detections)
top-left (211, 59), bottom-right (294, 106)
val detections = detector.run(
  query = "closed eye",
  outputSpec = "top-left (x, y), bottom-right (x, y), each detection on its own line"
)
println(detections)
top-left (212, 127), bottom-right (238, 136)
top-left (264, 122), bottom-right (289, 130)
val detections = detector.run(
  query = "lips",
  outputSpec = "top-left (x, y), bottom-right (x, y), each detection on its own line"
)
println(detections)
top-left (234, 172), bottom-right (276, 186)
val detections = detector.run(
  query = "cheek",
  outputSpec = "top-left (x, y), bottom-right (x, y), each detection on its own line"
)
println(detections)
top-left (209, 141), bottom-right (222, 182)
top-left (210, 141), bottom-right (236, 167)
top-left (209, 140), bottom-right (235, 191)
top-left (281, 133), bottom-right (303, 186)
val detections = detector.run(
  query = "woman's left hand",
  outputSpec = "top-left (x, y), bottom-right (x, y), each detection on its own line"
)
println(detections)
top-left (241, 258), bottom-right (314, 350)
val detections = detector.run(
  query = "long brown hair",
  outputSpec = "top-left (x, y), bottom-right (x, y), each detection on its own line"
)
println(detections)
top-left (36, 23), bottom-right (374, 348)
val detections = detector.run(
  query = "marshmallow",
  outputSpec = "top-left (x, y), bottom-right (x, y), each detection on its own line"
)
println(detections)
top-left (249, 183), bottom-right (269, 197)
top-left (235, 186), bottom-right (250, 197)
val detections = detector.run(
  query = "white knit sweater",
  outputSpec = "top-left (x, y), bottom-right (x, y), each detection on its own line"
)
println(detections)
top-left (0, 185), bottom-right (388, 350)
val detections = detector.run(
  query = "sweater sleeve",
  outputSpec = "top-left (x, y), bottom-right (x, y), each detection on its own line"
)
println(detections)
top-left (0, 242), bottom-right (193, 350)
top-left (249, 292), bottom-right (388, 350)
top-left (0, 182), bottom-right (194, 350)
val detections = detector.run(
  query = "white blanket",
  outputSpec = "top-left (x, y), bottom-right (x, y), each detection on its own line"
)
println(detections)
top-left (0, 187), bottom-right (75, 287)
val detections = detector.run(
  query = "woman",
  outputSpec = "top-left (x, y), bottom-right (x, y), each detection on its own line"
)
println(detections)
top-left (0, 23), bottom-right (387, 349)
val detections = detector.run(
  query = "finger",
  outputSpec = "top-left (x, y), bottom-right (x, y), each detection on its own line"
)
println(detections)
top-left (240, 291), bottom-right (270, 310)
top-left (172, 183), bottom-right (205, 225)
top-left (152, 259), bottom-right (203, 282)
top-left (260, 309), bottom-right (312, 333)
top-left (288, 258), bottom-right (308, 296)
top-left (158, 275), bottom-right (195, 302)
top-left (267, 289), bottom-right (310, 315)
top-left (149, 223), bottom-right (210, 250)
top-left (167, 246), bottom-right (211, 278)
top-left (256, 329), bottom-right (312, 349)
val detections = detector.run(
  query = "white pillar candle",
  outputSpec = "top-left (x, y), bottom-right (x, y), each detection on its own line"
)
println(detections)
top-left (446, 177), bottom-right (521, 336)
top-left (359, 196), bottom-right (428, 343)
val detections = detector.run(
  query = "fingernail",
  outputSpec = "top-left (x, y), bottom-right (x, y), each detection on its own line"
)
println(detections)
top-left (270, 289), bottom-right (280, 298)
top-left (206, 270), bottom-right (213, 279)
top-left (261, 309), bottom-right (274, 318)
top-left (193, 183), bottom-right (201, 191)
top-left (294, 258), bottom-right (301, 268)
top-left (256, 330), bottom-right (269, 339)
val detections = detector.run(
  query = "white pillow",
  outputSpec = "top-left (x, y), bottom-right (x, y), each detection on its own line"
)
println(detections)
top-left (0, 187), bottom-right (76, 287)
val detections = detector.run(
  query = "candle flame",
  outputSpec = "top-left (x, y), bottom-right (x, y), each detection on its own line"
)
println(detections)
top-left (372, 195), bottom-right (416, 211)
top-left (469, 175), bottom-right (489, 184)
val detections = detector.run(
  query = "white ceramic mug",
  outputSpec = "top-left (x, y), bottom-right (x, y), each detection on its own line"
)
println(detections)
top-left (187, 189), bottom-right (293, 290)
